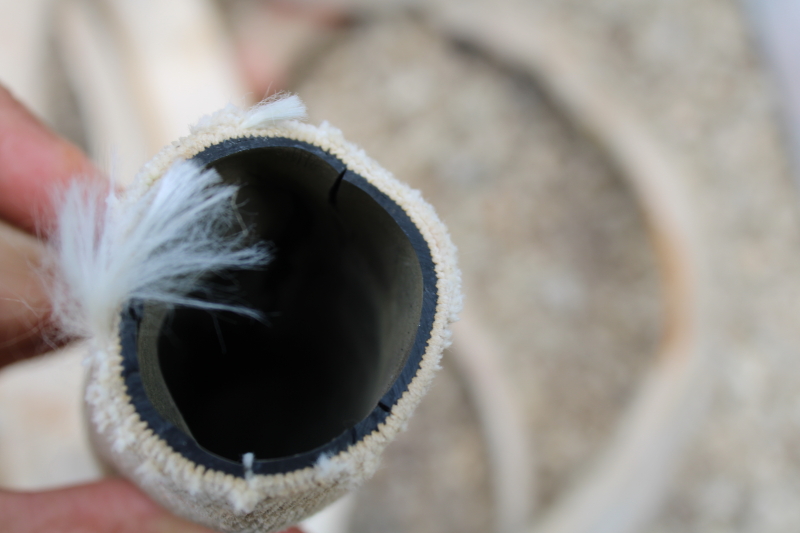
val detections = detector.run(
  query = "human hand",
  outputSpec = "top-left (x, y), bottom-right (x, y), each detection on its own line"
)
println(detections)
top-left (0, 84), bottom-right (100, 367)
top-left (0, 85), bottom-right (303, 533)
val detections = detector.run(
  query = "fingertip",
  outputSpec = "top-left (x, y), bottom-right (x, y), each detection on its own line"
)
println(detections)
top-left (0, 84), bottom-right (101, 235)
top-left (0, 478), bottom-right (309, 533)
top-left (0, 479), bottom-right (206, 533)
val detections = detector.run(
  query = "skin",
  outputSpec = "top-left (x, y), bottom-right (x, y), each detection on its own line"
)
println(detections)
top-left (0, 85), bottom-right (99, 367)
top-left (0, 85), bottom-right (303, 533)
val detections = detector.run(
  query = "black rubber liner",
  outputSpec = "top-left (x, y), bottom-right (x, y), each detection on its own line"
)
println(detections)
top-left (119, 137), bottom-right (438, 477)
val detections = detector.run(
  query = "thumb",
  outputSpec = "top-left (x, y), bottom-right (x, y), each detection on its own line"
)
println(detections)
top-left (1, 478), bottom-right (214, 533)
top-left (0, 479), bottom-right (307, 532)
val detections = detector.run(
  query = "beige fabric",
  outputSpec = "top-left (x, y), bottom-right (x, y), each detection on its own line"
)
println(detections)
top-left (85, 108), bottom-right (462, 533)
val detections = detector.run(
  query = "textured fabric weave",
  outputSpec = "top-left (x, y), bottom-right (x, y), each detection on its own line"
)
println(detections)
top-left (85, 107), bottom-right (462, 533)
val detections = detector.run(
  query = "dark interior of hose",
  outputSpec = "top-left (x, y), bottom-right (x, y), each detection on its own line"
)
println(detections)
top-left (136, 145), bottom-right (424, 462)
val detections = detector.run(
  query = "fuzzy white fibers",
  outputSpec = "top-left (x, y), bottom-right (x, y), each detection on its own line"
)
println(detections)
top-left (240, 94), bottom-right (307, 129)
top-left (242, 452), bottom-right (255, 481)
top-left (189, 94), bottom-right (307, 135)
top-left (48, 161), bottom-right (271, 341)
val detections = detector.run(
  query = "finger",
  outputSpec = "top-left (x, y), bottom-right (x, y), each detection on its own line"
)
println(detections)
top-left (0, 478), bottom-right (308, 533)
top-left (0, 85), bottom-right (100, 236)
top-left (0, 478), bottom-right (216, 533)
top-left (0, 219), bottom-right (53, 368)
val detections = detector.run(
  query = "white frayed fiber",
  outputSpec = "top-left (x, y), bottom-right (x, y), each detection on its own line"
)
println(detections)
top-left (240, 94), bottom-right (307, 130)
top-left (242, 453), bottom-right (255, 481)
top-left (47, 161), bottom-right (271, 341)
